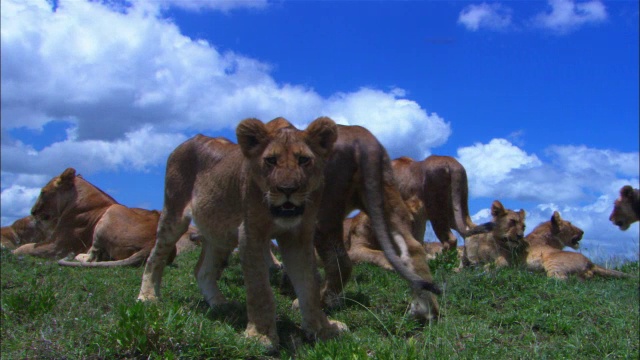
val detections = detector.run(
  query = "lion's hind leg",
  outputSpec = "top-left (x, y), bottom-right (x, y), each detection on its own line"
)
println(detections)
top-left (194, 235), bottom-right (236, 307)
top-left (138, 213), bottom-right (190, 303)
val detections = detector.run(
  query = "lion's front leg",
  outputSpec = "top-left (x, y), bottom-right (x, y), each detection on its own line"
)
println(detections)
top-left (279, 231), bottom-right (348, 342)
top-left (239, 224), bottom-right (278, 349)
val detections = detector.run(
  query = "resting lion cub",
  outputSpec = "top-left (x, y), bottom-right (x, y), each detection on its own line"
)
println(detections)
top-left (458, 200), bottom-right (526, 270)
top-left (525, 211), bottom-right (630, 280)
top-left (138, 117), bottom-right (346, 349)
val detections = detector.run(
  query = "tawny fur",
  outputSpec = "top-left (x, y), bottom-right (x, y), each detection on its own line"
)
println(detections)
top-left (1, 215), bottom-right (48, 250)
top-left (13, 168), bottom-right (178, 265)
top-left (137, 117), bottom-right (346, 349)
top-left (343, 156), bottom-right (491, 285)
top-left (458, 200), bottom-right (526, 271)
top-left (609, 185), bottom-right (640, 231)
top-left (525, 211), bottom-right (631, 280)
top-left (310, 126), bottom-right (441, 322)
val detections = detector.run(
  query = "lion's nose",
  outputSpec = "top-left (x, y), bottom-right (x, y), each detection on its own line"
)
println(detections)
top-left (277, 186), bottom-right (299, 196)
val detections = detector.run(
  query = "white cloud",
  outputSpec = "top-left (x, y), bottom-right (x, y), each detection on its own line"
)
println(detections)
top-left (0, 0), bottom-right (452, 226)
top-left (1, 0), bottom-right (449, 162)
top-left (145, 0), bottom-right (269, 13)
top-left (323, 88), bottom-right (450, 159)
top-left (458, 3), bottom-right (512, 31)
top-left (457, 138), bottom-right (543, 198)
top-left (532, 0), bottom-right (607, 34)
top-left (1, 126), bottom-right (188, 175)
top-left (0, 185), bottom-right (41, 225)
top-left (457, 139), bottom-right (639, 204)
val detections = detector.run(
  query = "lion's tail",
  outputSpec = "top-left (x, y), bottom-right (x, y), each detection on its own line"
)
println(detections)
top-left (58, 249), bottom-right (149, 268)
top-left (592, 265), bottom-right (633, 278)
top-left (359, 141), bottom-right (441, 295)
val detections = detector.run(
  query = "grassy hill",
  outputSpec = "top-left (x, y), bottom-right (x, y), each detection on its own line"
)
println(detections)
top-left (1, 247), bottom-right (638, 359)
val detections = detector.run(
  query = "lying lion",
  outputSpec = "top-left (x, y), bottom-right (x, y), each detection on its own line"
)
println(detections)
top-left (1, 215), bottom-right (48, 250)
top-left (525, 211), bottom-right (631, 280)
top-left (458, 200), bottom-right (526, 271)
top-left (13, 168), bottom-right (185, 267)
top-left (609, 185), bottom-right (640, 231)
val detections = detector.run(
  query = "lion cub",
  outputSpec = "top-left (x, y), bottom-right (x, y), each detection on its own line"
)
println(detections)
top-left (458, 200), bottom-right (526, 271)
top-left (138, 117), bottom-right (346, 349)
top-left (525, 211), bottom-right (630, 280)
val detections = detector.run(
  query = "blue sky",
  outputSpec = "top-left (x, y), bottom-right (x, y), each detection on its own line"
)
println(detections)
top-left (1, 0), bottom-right (638, 262)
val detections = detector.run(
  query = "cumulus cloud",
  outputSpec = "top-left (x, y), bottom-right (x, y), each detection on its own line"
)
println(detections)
top-left (0, 185), bottom-right (41, 225)
top-left (457, 138), bottom-right (639, 204)
top-left (0, 0), bottom-right (451, 226)
top-left (457, 138), bottom-right (543, 199)
top-left (532, 0), bottom-right (607, 33)
top-left (1, 0), bottom-right (449, 166)
top-left (458, 3), bottom-right (513, 31)
top-left (1, 126), bottom-right (188, 175)
top-left (144, 0), bottom-right (268, 13)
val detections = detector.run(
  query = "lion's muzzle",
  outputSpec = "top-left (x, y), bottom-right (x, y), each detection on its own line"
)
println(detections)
top-left (270, 202), bottom-right (305, 218)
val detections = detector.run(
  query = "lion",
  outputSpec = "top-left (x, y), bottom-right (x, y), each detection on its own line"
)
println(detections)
top-left (138, 117), bottom-right (347, 349)
top-left (343, 156), bottom-right (491, 278)
top-left (345, 195), bottom-right (425, 270)
top-left (139, 118), bottom-right (441, 340)
top-left (1, 215), bottom-right (48, 250)
top-left (307, 125), bottom-right (441, 322)
top-left (457, 200), bottom-right (526, 271)
top-left (609, 185), bottom-right (640, 231)
top-left (525, 211), bottom-right (631, 280)
top-left (12, 168), bottom-right (179, 267)
top-left (393, 155), bottom-right (490, 250)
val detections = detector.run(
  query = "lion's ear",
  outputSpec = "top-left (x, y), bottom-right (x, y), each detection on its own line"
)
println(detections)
top-left (518, 209), bottom-right (526, 221)
top-left (304, 117), bottom-right (338, 158)
top-left (490, 200), bottom-right (505, 218)
top-left (621, 185), bottom-right (634, 199)
top-left (550, 211), bottom-right (563, 231)
top-left (236, 118), bottom-right (270, 158)
top-left (57, 168), bottom-right (76, 188)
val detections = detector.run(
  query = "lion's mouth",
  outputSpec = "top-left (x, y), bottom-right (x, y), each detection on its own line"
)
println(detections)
top-left (270, 202), bottom-right (305, 218)
top-left (571, 235), bottom-right (582, 247)
top-left (615, 221), bottom-right (630, 230)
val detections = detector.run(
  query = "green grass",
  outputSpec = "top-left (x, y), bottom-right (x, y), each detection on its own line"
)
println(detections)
top-left (1, 247), bottom-right (638, 359)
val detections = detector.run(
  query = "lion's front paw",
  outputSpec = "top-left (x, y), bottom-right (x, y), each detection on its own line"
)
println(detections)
top-left (314, 319), bottom-right (348, 341)
top-left (245, 324), bottom-right (279, 351)
top-left (137, 291), bottom-right (158, 303)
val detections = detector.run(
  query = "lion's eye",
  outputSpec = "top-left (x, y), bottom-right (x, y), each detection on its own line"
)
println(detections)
top-left (264, 156), bottom-right (277, 166)
top-left (298, 156), bottom-right (311, 166)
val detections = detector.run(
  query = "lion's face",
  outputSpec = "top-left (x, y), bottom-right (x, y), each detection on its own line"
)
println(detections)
top-left (237, 117), bottom-right (338, 229)
top-left (31, 168), bottom-right (77, 226)
top-left (550, 211), bottom-right (584, 249)
top-left (490, 200), bottom-right (526, 249)
top-left (609, 186), bottom-right (639, 231)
